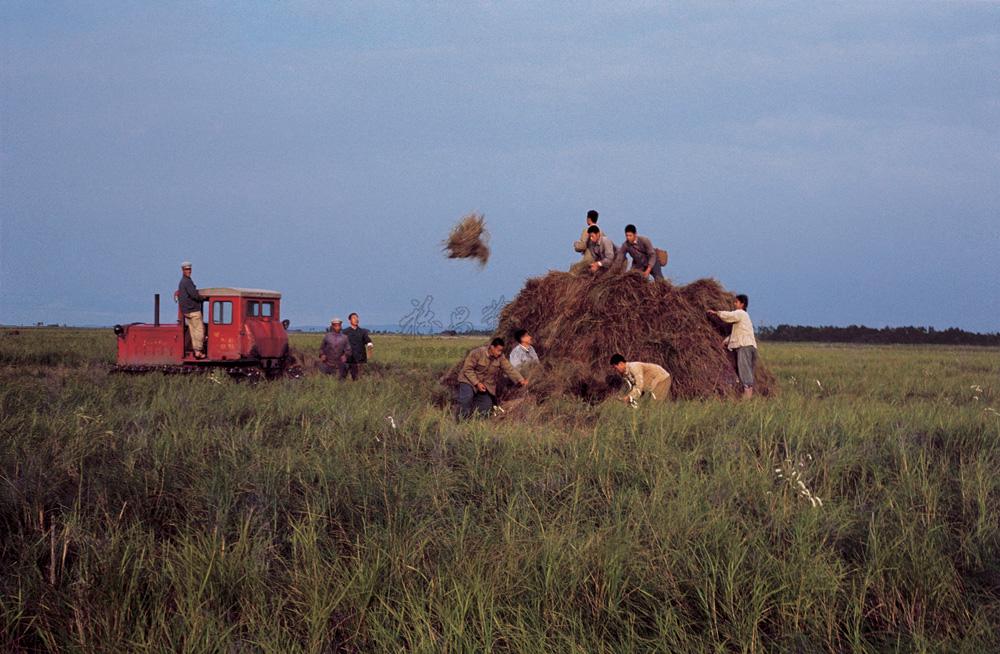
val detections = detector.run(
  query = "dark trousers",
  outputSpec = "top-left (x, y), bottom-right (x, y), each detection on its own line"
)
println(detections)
top-left (346, 356), bottom-right (363, 380)
top-left (457, 383), bottom-right (496, 418)
top-left (320, 361), bottom-right (348, 380)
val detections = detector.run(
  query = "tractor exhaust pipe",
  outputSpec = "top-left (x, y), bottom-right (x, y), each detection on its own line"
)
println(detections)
top-left (154, 294), bottom-right (160, 327)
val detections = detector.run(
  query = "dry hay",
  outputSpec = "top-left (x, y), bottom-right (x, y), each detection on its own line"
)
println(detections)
top-left (288, 346), bottom-right (320, 373)
top-left (443, 213), bottom-right (490, 266)
top-left (442, 270), bottom-right (775, 404)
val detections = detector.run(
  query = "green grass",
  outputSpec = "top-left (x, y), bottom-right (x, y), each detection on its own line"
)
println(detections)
top-left (1, 329), bottom-right (999, 651)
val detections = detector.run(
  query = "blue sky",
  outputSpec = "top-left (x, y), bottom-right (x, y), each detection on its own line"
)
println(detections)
top-left (2, 1), bottom-right (998, 330)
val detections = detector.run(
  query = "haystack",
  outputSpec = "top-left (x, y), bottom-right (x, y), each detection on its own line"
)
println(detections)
top-left (443, 270), bottom-right (775, 403)
top-left (443, 213), bottom-right (490, 266)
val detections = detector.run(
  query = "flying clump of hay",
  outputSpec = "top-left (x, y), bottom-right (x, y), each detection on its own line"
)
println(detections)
top-left (442, 271), bottom-right (776, 404)
top-left (443, 213), bottom-right (490, 266)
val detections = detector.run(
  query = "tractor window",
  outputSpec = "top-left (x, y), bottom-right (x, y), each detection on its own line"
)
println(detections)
top-left (261, 302), bottom-right (273, 318)
top-left (212, 301), bottom-right (233, 325)
top-left (247, 301), bottom-right (259, 317)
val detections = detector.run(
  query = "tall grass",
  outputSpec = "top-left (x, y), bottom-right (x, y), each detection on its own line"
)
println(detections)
top-left (1, 330), bottom-right (998, 651)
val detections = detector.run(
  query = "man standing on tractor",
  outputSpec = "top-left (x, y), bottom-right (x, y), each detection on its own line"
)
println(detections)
top-left (177, 261), bottom-right (206, 359)
top-left (344, 312), bottom-right (373, 381)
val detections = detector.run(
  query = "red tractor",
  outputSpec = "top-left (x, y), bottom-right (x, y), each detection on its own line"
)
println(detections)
top-left (113, 288), bottom-right (301, 379)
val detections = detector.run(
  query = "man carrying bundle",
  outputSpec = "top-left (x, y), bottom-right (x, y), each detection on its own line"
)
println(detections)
top-left (573, 209), bottom-right (600, 264)
top-left (458, 337), bottom-right (528, 418)
top-left (708, 294), bottom-right (758, 399)
top-left (586, 225), bottom-right (617, 272)
top-left (610, 354), bottom-right (672, 405)
top-left (616, 224), bottom-right (663, 280)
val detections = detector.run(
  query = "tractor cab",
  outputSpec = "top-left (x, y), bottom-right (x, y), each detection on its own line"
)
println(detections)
top-left (181, 288), bottom-right (286, 362)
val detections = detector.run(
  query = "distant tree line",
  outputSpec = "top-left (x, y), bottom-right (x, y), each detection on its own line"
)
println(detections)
top-left (758, 324), bottom-right (1000, 346)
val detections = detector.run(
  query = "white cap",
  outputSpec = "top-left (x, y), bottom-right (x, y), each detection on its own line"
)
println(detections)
top-left (330, 317), bottom-right (343, 324)
top-left (181, 261), bottom-right (192, 269)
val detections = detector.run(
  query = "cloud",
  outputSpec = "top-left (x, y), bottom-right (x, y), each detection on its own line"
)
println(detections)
top-left (3, 1), bottom-right (999, 330)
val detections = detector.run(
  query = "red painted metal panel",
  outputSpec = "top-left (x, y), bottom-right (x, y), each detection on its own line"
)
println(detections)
top-left (117, 324), bottom-right (183, 365)
top-left (245, 319), bottom-right (287, 358)
top-left (208, 298), bottom-right (242, 360)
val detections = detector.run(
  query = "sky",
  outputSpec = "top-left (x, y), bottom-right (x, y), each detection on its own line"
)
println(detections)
top-left (2, 1), bottom-right (998, 331)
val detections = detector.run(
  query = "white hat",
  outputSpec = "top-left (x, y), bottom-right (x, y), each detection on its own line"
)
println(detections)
top-left (330, 317), bottom-right (343, 324)
top-left (181, 261), bottom-right (192, 269)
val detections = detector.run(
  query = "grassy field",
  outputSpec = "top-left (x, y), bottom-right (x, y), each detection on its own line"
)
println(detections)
top-left (1, 328), bottom-right (999, 652)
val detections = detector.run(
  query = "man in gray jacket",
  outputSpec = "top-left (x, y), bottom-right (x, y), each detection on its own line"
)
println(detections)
top-left (586, 225), bottom-right (617, 272)
top-left (616, 224), bottom-right (663, 280)
top-left (708, 294), bottom-right (758, 399)
top-left (610, 354), bottom-right (672, 405)
top-left (319, 317), bottom-right (351, 379)
top-left (177, 261), bottom-right (207, 358)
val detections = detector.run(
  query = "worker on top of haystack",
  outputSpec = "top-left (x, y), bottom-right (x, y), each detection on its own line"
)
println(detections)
top-left (458, 337), bottom-right (528, 418)
top-left (586, 225), bottom-right (617, 272)
top-left (708, 294), bottom-right (758, 399)
top-left (610, 354), bottom-right (672, 406)
top-left (509, 329), bottom-right (540, 370)
top-left (616, 224), bottom-right (663, 280)
top-left (573, 209), bottom-right (600, 264)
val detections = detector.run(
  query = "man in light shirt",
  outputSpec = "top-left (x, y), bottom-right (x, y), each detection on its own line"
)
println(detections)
top-left (176, 261), bottom-right (207, 359)
top-left (610, 354), bottom-right (672, 405)
top-left (508, 329), bottom-right (540, 370)
top-left (708, 294), bottom-right (758, 399)
top-left (572, 209), bottom-right (600, 264)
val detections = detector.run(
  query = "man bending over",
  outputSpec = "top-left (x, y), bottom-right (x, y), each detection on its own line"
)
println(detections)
top-left (610, 354), bottom-right (672, 406)
top-left (458, 338), bottom-right (528, 418)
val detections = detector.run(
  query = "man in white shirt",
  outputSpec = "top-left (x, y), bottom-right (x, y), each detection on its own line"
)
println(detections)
top-left (708, 294), bottom-right (758, 399)
top-left (508, 329), bottom-right (540, 370)
top-left (610, 354), bottom-right (672, 405)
